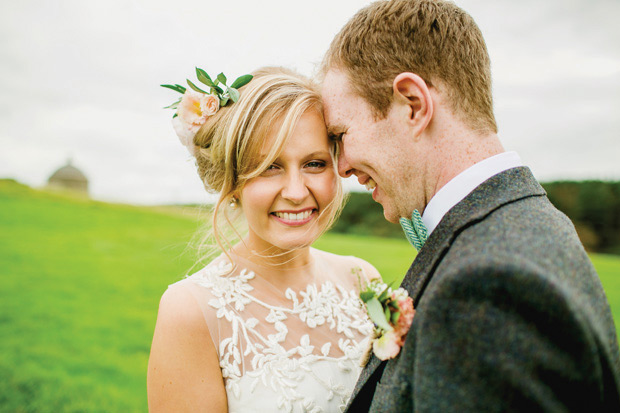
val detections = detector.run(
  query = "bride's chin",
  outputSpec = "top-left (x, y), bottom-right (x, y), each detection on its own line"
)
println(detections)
top-left (271, 235), bottom-right (316, 251)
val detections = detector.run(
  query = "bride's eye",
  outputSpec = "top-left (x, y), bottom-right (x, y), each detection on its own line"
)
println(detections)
top-left (260, 164), bottom-right (280, 176)
top-left (305, 160), bottom-right (327, 170)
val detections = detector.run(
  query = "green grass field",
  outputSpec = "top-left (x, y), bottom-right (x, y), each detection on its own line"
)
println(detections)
top-left (1, 179), bottom-right (619, 412)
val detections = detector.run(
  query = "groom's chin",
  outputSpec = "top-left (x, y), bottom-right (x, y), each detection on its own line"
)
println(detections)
top-left (381, 207), bottom-right (400, 225)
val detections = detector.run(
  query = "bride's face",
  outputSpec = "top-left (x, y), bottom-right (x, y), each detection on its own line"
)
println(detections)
top-left (239, 109), bottom-right (337, 253)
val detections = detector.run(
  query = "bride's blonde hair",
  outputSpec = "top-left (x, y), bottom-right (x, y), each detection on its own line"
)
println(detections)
top-left (191, 67), bottom-right (345, 261)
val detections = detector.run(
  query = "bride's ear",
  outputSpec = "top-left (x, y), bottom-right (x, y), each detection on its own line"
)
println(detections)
top-left (392, 73), bottom-right (433, 139)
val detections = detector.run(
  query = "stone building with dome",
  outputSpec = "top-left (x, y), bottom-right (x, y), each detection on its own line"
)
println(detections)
top-left (47, 160), bottom-right (89, 194)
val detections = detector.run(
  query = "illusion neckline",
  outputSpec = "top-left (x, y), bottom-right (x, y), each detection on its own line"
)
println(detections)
top-left (226, 247), bottom-right (317, 271)
top-left (221, 248), bottom-right (321, 294)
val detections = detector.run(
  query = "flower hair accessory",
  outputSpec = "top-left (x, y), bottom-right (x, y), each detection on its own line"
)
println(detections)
top-left (359, 279), bottom-right (415, 363)
top-left (161, 68), bottom-right (253, 155)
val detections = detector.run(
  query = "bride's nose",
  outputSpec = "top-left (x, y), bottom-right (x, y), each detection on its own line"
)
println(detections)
top-left (281, 171), bottom-right (310, 204)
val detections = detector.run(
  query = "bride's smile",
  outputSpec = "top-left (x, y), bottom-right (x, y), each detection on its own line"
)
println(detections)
top-left (239, 109), bottom-right (337, 253)
top-left (270, 207), bottom-right (316, 225)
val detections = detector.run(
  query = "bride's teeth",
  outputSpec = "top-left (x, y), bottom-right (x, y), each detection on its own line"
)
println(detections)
top-left (274, 210), bottom-right (313, 221)
top-left (365, 178), bottom-right (376, 190)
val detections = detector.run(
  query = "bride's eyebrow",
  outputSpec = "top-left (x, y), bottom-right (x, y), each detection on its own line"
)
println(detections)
top-left (303, 151), bottom-right (331, 159)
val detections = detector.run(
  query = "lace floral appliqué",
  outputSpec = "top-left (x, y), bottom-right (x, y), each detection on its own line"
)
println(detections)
top-left (191, 261), bottom-right (372, 412)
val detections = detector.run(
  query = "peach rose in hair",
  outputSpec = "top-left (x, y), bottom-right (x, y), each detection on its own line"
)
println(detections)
top-left (178, 90), bottom-right (208, 127)
top-left (171, 116), bottom-right (197, 156)
top-left (174, 90), bottom-right (220, 155)
top-left (200, 93), bottom-right (220, 117)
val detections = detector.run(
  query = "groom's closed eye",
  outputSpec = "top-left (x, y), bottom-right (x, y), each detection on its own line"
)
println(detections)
top-left (327, 127), bottom-right (346, 142)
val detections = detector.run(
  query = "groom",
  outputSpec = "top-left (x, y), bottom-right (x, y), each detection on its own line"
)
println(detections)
top-left (321, 0), bottom-right (620, 411)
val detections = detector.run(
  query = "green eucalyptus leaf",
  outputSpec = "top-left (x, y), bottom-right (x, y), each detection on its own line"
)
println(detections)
top-left (360, 291), bottom-right (375, 303)
top-left (219, 96), bottom-right (229, 107)
top-left (163, 97), bottom-right (182, 109)
top-left (161, 84), bottom-right (186, 94)
top-left (172, 113), bottom-right (178, 118)
top-left (196, 68), bottom-right (215, 87)
top-left (228, 87), bottom-right (240, 103)
top-left (378, 287), bottom-right (390, 302)
top-left (384, 306), bottom-right (391, 323)
top-left (212, 85), bottom-right (224, 95)
top-left (186, 79), bottom-right (207, 94)
top-left (231, 74), bottom-right (253, 89)
top-left (216, 72), bottom-right (227, 85)
top-left (391, 311), bottom-right (400, 325)
top-left (366, 297), bottom-right (393, 331)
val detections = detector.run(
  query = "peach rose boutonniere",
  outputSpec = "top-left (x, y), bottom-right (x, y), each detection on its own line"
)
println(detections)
top-left (359, 279), bottom-right (415, 363)
top-left (162, 68), bottom-right (252, 154)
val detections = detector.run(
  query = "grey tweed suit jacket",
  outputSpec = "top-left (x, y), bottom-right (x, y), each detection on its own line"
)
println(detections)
top-left (346, 167), bottom-right (620, 412)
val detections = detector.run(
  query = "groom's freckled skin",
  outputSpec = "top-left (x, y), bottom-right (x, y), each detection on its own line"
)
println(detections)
top-left (322, 70), bottom-right (425, 223)
top-left (323, 70), bottom-right (508, 222)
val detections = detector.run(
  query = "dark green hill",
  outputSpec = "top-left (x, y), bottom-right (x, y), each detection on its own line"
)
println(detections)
top-left (335, 181), bottom-right (620, 254)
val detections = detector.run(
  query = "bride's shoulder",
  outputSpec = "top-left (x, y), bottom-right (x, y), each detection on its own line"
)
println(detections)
top-left (176, 253), bottom-right (244, 287)
top-left (156, 277), bottom-right (208, 336)
top-left (311, 248), bottom-right (381, 283)
top-left (158, 254), bottom-right (239, 330)
top-left (163, 254), bottom-right (235, 306)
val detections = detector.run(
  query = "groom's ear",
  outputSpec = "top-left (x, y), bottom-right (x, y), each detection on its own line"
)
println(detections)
top-left (392, 73), bottom-right (433, 139)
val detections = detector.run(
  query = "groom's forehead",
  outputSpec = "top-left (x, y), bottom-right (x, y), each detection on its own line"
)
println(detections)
top-left (321, 70), bottom-right (355, 125)
top-left (321, 70), bottom-right (352, 102)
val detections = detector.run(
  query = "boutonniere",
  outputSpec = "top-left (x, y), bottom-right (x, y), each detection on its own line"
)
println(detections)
top-left (359, 279), bottom-right (415, 364)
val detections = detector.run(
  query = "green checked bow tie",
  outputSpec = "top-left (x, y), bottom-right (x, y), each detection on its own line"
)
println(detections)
top-left (399, 209), bottom-right (428, 251)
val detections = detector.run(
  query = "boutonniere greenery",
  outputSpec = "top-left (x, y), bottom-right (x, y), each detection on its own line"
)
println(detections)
top-left (359, 279), bottom-right (415, 362)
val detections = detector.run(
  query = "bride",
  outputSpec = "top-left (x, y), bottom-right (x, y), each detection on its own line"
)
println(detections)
top-left (147, 67), bottom-right (379, 412)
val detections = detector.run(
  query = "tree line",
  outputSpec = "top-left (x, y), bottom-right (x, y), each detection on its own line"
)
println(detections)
top-left (332, 181), bottom-right (620, 255)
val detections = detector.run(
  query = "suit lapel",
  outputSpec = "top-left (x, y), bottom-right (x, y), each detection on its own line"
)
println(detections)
top-left (346, 167), bottom-right (546, 408)
top-left (403, 166), bottom-right (545, 304)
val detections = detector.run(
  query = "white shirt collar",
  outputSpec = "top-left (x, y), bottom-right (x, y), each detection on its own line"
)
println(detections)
top-left (422, 151), bottom-right (523, 235)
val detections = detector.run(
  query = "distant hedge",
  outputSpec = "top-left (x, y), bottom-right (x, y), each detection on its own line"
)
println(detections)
top-left (331, 192), bottom-right (404, 239)
top-left (543, 181), bottom-right (620, 254)
top-left (333, 181), bottom-right (620, 255)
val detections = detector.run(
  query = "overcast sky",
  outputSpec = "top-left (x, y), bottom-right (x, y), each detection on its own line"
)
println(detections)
top-left (1, 0), bottom-right (619, 205)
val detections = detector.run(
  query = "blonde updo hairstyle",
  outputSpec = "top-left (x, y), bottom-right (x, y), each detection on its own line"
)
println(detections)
top-left (192, 67), bottom-right (345, 258)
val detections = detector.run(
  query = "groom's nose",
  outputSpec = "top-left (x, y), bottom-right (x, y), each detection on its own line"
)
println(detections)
top-left (337, 145), bottom-right (354, 178)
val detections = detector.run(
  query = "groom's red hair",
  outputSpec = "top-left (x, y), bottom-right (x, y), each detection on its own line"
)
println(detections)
top-left (322, 0), bottom-right (497, 134)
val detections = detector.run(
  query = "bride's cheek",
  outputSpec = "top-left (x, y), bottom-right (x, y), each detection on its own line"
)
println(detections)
top-left (315, 174), bottom-right (337, 204)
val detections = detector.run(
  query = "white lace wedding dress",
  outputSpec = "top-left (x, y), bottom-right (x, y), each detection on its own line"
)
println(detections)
top-left (170, 249), bottom-right (374, 412)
